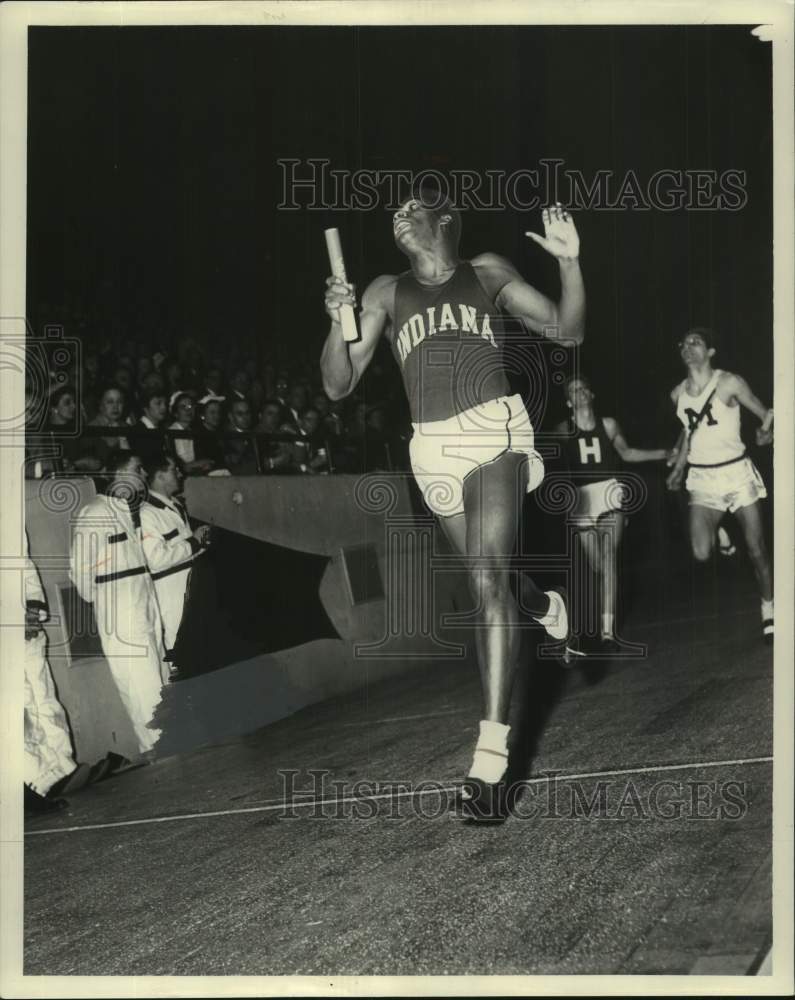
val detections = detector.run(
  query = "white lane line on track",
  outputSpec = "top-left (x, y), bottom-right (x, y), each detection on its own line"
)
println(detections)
top-left (339, 708), bottom-right (468, 726)
top-left (25, 754), bottom-right (772, 837)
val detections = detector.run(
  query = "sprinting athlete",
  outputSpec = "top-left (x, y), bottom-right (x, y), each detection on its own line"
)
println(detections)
top-left (321, 189), bottom-right (585, 821)
top-left (667, 328), bottom-right (774, 642)
top-left (557, 375), bottom-right (668, 653)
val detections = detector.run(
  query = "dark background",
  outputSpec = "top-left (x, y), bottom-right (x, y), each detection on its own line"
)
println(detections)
top-left (27, 24), bottom-right (772, 441)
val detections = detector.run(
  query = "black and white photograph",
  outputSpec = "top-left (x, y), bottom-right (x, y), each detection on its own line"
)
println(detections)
top-left (0, 1), bottom-right (793, 994)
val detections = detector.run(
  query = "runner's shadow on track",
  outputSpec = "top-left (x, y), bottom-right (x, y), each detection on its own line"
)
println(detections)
top-left (505, 632), bottom-right (569, 787)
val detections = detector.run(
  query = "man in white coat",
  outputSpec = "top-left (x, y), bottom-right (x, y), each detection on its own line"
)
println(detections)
top-left (24, 531), bottom-right (82, 812)
top-left (69, 450), bottom-right (168, 754)
top-left (140, 454), bottom-right (211, 675)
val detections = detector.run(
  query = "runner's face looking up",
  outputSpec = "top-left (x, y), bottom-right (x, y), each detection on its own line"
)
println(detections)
top-left (392, 197), bottom-right (453, 257)
top-left (679, 333), bottom-right (713, 366)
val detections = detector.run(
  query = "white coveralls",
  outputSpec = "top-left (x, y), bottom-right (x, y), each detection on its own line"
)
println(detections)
top-left (24, 532), bottom-right (77, 795)
top-left (139, 492), bottom-right (202, 652)
top-left (70, 495), bottom-right (168, 753)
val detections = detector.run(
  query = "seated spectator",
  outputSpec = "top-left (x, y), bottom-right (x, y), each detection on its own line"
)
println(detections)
top-left (47, 385), bottom-right (102, 472)
top-left (92, 386), bottom-right (129, 443)
top-left (138, 390), bottom-right (168, 431)
top-left (202, 365), bottom-right (226, 402)
top-left (283, 384), bottom-right (308, 430)
top-left (133, 389), bottom-right (168, 463)
top-left (312, 391), bottom-right (331, 422)
top-left (341, 401), bottom-right (391, 472)
top-left (140, 370), bottom-right (167, 397)
top-left (257, 399), bottom-right (294, 473)
top-left (83, 385), bottom-right (130, 468)
top-left (311, 391), bottom-right (342, 440)
top-left (194, 398), bottom-right (227, 468)
top-left (274, 375), bottom-right (290, 412)
top-left (224, 398), bottom-right (258, 474)
top-left (48, 385), bottom-right (78, 431)
top-left (168, 392), bottom-right (213, 475)
top-left (291, 407), bottom-right (330, 475)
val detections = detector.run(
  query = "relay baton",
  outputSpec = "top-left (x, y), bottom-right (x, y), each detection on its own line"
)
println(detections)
top-left (324, 228), bottom-right (359, 343)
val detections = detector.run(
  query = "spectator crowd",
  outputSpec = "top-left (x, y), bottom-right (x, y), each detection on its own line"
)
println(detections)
top-left (25, 333), bottom-right (410, 478)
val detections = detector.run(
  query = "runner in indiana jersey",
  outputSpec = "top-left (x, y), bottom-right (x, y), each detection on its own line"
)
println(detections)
top-left (321, 186), bottom-right (585, 822)
top-left (666, 327), bottom-right (774, 643)
top-left (556, 375), bottom-right (668, 654)
top-left (389, 258), bottom-right (509, 424)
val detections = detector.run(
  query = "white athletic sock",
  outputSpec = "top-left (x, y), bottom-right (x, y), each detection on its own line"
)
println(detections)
top-left (761, 599), bottom-right (774, 620)
top-left (467, 720), bottom-right (510, 784)
top-left (601, 613), bottom-right (614, 639)
top-left (717, 526), bottom-right (731, 547)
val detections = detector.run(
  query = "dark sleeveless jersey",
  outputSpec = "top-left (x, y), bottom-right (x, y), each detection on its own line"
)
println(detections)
top-left (564, 416), bottom-right (620, 485)
top-left (388, 261), bottom-right (509, 423)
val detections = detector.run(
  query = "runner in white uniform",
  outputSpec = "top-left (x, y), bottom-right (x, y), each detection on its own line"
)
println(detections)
top-left (667, 328), bottom-right (774, 642)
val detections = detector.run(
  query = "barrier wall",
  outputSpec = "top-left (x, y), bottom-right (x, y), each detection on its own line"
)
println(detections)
top-left (24, 474), bottom-right (474, 762)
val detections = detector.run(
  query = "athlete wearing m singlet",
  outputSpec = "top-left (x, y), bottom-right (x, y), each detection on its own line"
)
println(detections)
top-left (388, 261), bottom-right (509, 424)
top-left (673, 366), bottom-right (765, 510)
top-left (667, 328), bottom-right (774, 644)
top-left (675, 369), bottom-right (745, 467)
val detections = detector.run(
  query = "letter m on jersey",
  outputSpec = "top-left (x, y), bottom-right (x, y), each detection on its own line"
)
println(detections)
top-left (684, 404), bottom-right (718, 431)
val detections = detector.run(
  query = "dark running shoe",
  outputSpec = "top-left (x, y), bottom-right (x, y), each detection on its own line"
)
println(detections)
top-left (458, 777), bottom-right (509, 825)
top-left (25, 785), bottom-right (68, 815)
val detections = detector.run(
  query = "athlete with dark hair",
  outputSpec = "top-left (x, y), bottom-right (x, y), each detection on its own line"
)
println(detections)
top-left (667, 327), bottom-right (774, 642)
top-left (557, 375), bottom-right (668, 653)
top-left (321, 190), bottom-right (585, 821)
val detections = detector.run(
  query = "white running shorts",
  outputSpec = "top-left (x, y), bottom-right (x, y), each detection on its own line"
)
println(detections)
top-left (408, 394), bottom-right (545, 518)
top-left (572, 478), bottom-right (626, 526)
top-left (686, 456), bottom-right (767, 513)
